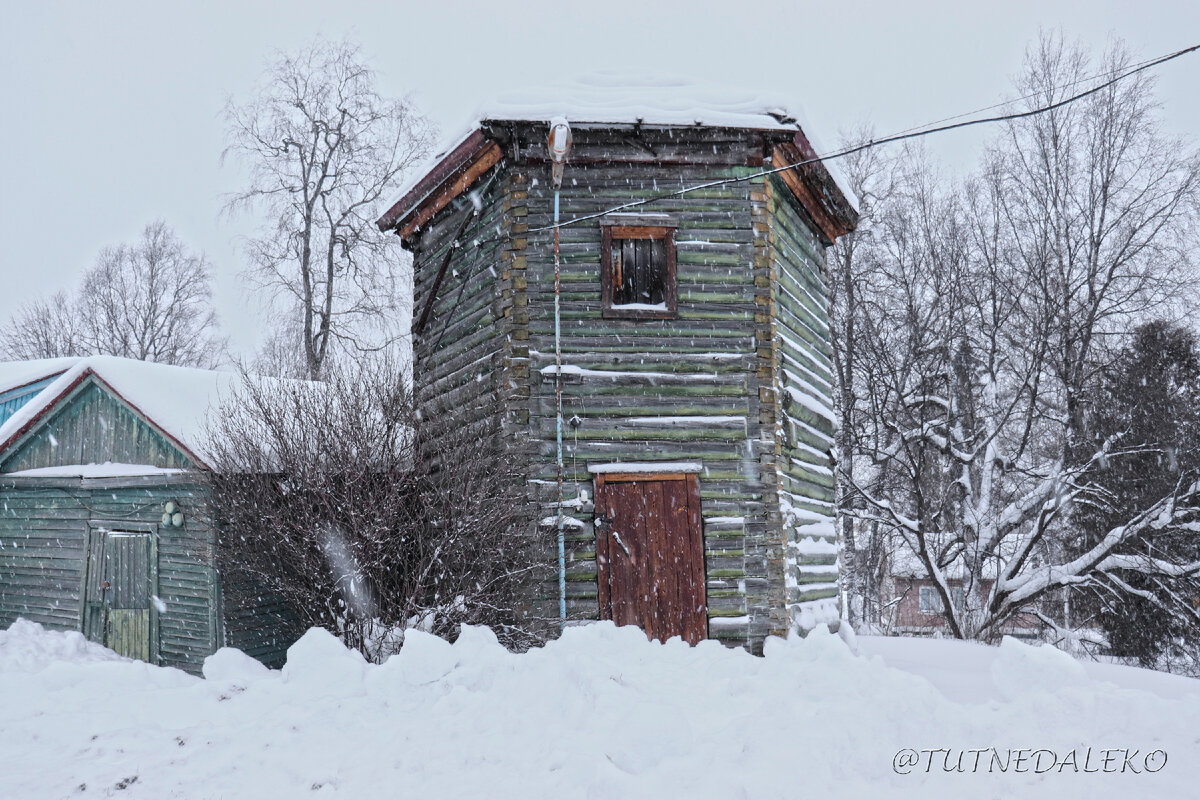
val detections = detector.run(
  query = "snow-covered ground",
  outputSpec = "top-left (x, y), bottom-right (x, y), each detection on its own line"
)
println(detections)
top-left (2, 619), bottom-right (1197, 799)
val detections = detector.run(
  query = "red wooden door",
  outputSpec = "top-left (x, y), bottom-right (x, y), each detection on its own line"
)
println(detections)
top-left (595, 473), bottom-right (706, 644)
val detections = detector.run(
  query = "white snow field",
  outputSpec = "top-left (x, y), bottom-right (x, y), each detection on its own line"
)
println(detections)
top-left (1, 619), bottom-right (1197, 799)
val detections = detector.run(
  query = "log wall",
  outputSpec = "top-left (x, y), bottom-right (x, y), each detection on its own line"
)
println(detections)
top-left (766, 174), bottom-right (840, 630)
top-left (407, 123), bottom-right (842, 651)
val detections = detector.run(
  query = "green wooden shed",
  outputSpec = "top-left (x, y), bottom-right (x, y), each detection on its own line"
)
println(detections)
top-left (0, 356), bottom-right (299, 672)
top-left (377, 85), bottom-right (858, 652)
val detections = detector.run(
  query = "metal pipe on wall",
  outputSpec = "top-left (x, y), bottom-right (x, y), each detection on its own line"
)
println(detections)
top-left (548, 118), bottom-right (573, 631)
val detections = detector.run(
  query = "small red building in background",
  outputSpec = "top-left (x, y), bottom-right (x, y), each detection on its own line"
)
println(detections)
top-left (882, 551), bottom-right (1041, 639)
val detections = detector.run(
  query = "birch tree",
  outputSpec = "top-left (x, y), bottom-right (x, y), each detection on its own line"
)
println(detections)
top-left (993, 34), bottom-right (1200, 446)
top-left (224, 39), bottom-right (434, 379)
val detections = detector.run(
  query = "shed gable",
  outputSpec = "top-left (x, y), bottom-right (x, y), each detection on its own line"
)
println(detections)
top-left (0, 379), bottom-right (194, 473)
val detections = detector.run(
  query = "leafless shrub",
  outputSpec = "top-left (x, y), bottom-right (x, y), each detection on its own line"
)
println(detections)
top-left (205, 358), bottom-right (547, 661)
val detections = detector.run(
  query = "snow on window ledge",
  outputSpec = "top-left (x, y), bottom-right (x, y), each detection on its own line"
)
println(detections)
top-left (608, 302), bottom-right (669, 311)
top-left (587, 462), bottom-right (703, 474)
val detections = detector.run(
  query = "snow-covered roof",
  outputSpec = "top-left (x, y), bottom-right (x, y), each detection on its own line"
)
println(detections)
top-left (888, 549), bottom-right (994, 580)
top-left (886, 535), bottom-right (1037, 582)
top-left (380, 74), bottom-right (859, 238)
top-left (0, 356), bottom-right (278, 470)
top-left (0, 358), bottom-right (78, 396)
top-left (481, 73), bottom-right (815, 134)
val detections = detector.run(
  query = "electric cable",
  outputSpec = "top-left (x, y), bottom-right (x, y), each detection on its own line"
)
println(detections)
top-left (520, 42), bottom-right (1200, 237)
top-left (410, 41), bottom-right (1198, 251)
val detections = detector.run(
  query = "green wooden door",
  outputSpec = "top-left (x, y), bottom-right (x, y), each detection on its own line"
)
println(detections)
top-left (82, 529), bottom-right (108, 643)
top-left (82, 531), bottom-right (152, 661)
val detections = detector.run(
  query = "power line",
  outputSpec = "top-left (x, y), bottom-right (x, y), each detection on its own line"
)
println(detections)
top-left (438, 40), bottom-right (1196, 257)
top-left (887, 46), bottom-right (1183, 138)
top-left (510, 41), bottom-right (1199, 238)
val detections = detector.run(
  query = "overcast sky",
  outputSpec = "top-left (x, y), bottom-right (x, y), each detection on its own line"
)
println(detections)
top-left (2, 0), bottom-right (1197, 358)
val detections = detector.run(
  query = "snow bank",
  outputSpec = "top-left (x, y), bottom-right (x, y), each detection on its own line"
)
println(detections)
top-left (0, 618), bottom-right (124, 672)
top-left (2, 619), bottom-right (1197, 798)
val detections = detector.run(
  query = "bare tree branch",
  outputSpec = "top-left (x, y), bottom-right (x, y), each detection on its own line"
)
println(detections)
top-left (1, 221), bottom-right (225, 367)
top-left (223, 38), bottom-right (436, 378)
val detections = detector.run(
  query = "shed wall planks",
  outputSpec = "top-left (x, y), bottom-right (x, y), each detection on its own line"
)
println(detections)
top-left (0, 479), bottom-right (217, 672)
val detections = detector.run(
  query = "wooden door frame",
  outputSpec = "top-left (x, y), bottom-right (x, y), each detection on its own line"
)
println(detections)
top-left (593, 472), bottom-right (706, 639)
top-left (78, 520), bottom-right (160, 664)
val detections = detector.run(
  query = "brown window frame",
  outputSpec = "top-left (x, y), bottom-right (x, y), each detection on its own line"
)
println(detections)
top-left (600, 216), bottom-right (678, 320)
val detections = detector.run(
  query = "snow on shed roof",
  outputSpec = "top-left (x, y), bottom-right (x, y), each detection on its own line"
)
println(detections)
top-left (885, 536), bottom-right (1039, 581)
top-left (0, 358), bottom-right (79, 395)
top-left (888, 548), bottom-right (995, 580)
top-left (0, 356), bottom-right (284, 469)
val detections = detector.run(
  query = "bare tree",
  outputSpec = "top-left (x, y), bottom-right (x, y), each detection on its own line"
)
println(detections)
top-left (0, 291), bottom-right (81, 360)
top-left (224, 38), bottom-right (435, 379)
top-left (1, 221), bottom-right (225, 367)
top-left (833, 35), bottom-right (1200, 641)
top-left (828, 126), bottom-right (899, 627)
top-left (992, 33), bottom-right (1200, 445)
top-left (842, 149), bottom-right (1200, 641)
top-left (79, 221), bottom-right (226, 366)
top-left (206, 358), bottom-right (548, 661)
top-left (250, 316), bottom-right (310, 380)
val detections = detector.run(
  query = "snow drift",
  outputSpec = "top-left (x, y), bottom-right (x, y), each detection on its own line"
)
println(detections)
top-left (1, 618), bottom-right (1197, 798)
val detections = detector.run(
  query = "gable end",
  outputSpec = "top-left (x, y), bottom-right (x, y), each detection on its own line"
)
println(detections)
top-left (0, 373), bottom-right (200, 473)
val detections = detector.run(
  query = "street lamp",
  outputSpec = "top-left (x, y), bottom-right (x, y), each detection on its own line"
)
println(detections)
top-left (548, 116), bottom-right (572, 191)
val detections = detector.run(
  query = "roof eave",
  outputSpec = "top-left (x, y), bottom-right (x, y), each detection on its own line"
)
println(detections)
top-left (378, 120), bottom-right (859, 247)
top-left (771, 135), bottom-right (858, 245)
top-left (375, 130), bottom-right (503, 242)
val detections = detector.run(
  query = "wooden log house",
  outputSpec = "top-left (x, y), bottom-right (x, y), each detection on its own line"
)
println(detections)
top-left (378, 94), bottom-right (858, 652)
top-left (0, 357), bottom-right (299, 672)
